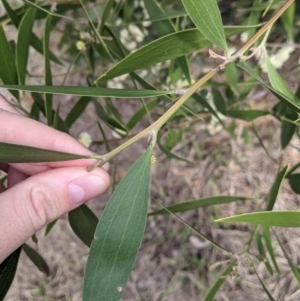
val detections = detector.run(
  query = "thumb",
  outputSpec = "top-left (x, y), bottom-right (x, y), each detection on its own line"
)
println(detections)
top-left (0, 167), bottom-right (110, 262)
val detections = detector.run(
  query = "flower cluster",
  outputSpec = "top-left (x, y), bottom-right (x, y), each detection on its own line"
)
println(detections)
top-left (258, 45), bottom-right (295, 72)
top-left (78, 132), bottom-right (92, 148)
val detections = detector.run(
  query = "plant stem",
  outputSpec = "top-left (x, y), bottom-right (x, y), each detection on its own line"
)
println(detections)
top-left (94, 0), bottom-right (294, 167)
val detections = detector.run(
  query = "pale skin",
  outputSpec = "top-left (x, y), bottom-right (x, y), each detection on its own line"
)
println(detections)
top-left (0, 94), bottom-right (111, 263)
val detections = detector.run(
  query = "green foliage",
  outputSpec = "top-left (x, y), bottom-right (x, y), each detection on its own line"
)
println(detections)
top-left (83, 144), bottom-right (153, 301)
top-left (0, 0), bottom-right (299, 300)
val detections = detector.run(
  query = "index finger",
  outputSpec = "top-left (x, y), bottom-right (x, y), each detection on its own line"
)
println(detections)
top-left (0, 96), bottom-right (98, 176)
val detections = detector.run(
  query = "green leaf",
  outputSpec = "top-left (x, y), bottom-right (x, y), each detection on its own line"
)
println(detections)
top-left (157, 135), bottom-right (194, 165)
top-left (243, 0), bottom-right (262, 42)
top-left (144, 0), bottom-right (191, 83)
top-left (212, 88), bottom-right (226, 115)
top-left (265, 54), bottom-right (295, 100)
top-left (237, 61), bottom-right (300, 113)
top-left (224, 62), bottom-right (238, 94)
top-left (1, 0), bottom-right (20, 27)
top-left (16, 7), bottom-right (36, 85)
top-left (65, 97), bottom-right (92, 129)
top-left (22, 244), bottom-right (50, 276)
top-left (94, 100), bottom-right (128, 135)
top-left (165, 129), bottom-right (183, 151)
top-left (2, 0), bottom-right (61, 65)
top-left (96, 26), bottom-right (252, 82)
top-left (127, 99), bottom-right (159, 130)
top-left (100, 0), bottom-right (115, 31)
top-left (44, 15), bottom-right (53, 126)
top-left (276, 234), bottom-right (300, 287)
top-left (254, 267), bottom-right (276, 301)
top-left (149, 196), bottom-right (248, 216)
top-left (1, 85), bottom-right (172, 98)
top-left (255, 232), bottom-right (273, 275)
top-left (215, 211), bottom-right (300, 227)
top-left (193, 93), bottom-right (225, 128)
top-left (181, 0), bottom-right (227, 52)
top-left (68, 205), bottom-right (98, 247)
top-left (226, 109), bottom-right (269, 121)
top-left (0, 26), bottom-right (18, 99)
top-left (281, 108), bottom-right (297, 149)
top-left (262, 226), bottom-right (280, 274)
top-left (44, 220), bottom-right (57, 236)
top-left (203, 260), bottom-right (237, 301)
top-left (0, 142), bottom-right (93, 163)
top-left (266, 165), bottom-right (288, 211)
top-left (31, 92), bottom-right (69, 133)
top-left (135, 10), bottom-right (187, 23)
top-left (21, 0), bottom-right (71, 19)
top-left (0, 247), bottom-right (22, 300)
top-left (158, 203), bottom-right (232, 254)
top-left (281, 1), bottom-right (295, 41)
top-left (83, 145), bottom-right (153, 301)
top-left (287, 174), bottom-right (300, 194)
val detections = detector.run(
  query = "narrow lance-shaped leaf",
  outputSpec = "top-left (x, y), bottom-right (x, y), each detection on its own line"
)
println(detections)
top-left (264, 54), bottom-right (297, 149)
top-left (1, 0), bottom-right (19, 28)
top-left (0, 26), bottom-right (18, 99)
top-left (287, 173), bottom-right (300, 194)
top-left (65, 97), bottom-right (92, 130)
top-left (83, 145), bottom-right (154, 301)
top-left (215, 211), bottom-right (300, 227)
top-left (21, 0), bottom-right (71, 19)
top-left (237, 61), bottom-right (300, 112)
top-left (22, 244), bottom-right (50, 276)
top-left (262, 226), bottom-right (280, 274)
top-left (226, 109), bottom-right (269, 121)
top-left (94, 100), bottom-right (128, 135)
top-left (254, 267), bottom-right (276, 301)
top-left (144, 0), bottom-right (191, 84)
top-left (100, 0), bottom-right (115, 31)
top-left (280, 108), bottom-right (297, 149)
top-left (16, 7), bottom-right (36, 85)
top-left (157, 135), bottom-right (194, 165)
top-left (127, 99), bottom-right (160, 130)
top-left (0, 142), bottom-right (94, 163)
top-left (265, 53), bottom-right (295, 99)
top-left (212, 87), bottom-right (226, 115)
top-left (158, 203), bottom-right (232, 254)
top-left (0, 85), bottom-right (173, 98)
top-left (276, 234), bottom-right (300, 287)
top-left (255, 232), bottom-right (273, 275)
top-left (44, 15), bottom-right (53, 126)
top-left (31, 92), bottom-right (69, 133)
top-left (181, 0), bottom-right (228, 53)
top-left (96, 26), bottom-right (254, 82)
top-left (137, 10), bottom-right (187, 23)
top-left (0, 247), bottom-right (22, 300)
top-left (2, 0), bottom-right (61, 65)
top-left (44, 220), bottom-right (57, 236)
top-left (149, 196), bottom-right (249, 216)
top-left (203, 260), bottom-right (237, 301)
top-left (266, 165), bottom-right (288, 211)
top-left (68, 205), bottom-right (98, 247)
top-left (281, 1), bottom-right (295, 41)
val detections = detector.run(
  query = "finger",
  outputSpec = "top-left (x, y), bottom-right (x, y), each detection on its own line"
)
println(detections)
top-left (0, 108), bottom-right (99, 176)
top-left (7, 166), bottom-right (28, 188)
top-left (0, 166), bottom-right (110, 263)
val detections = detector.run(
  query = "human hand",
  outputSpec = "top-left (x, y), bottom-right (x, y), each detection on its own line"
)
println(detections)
top-left (0, 94), bottom-right (110, 263)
